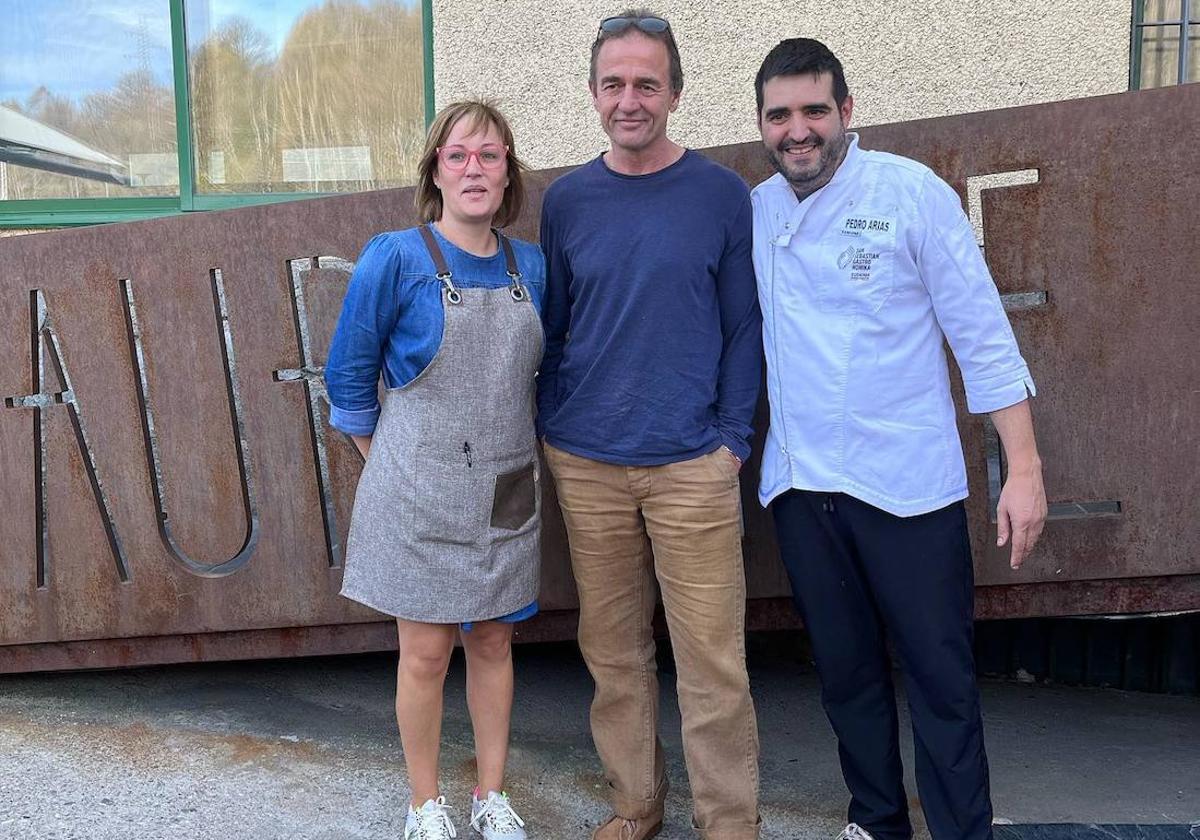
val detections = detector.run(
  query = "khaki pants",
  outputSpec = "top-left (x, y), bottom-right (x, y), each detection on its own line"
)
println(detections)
top-left (543, 443), bottom-right (761, 840)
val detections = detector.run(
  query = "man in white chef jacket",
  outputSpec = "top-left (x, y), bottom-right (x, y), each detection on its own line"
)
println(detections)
top-left (750, 38), bottom-right (1048, 840)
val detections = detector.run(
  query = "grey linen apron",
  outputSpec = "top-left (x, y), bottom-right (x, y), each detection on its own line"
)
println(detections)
top-left (340, 225), bottom-right (543, 623)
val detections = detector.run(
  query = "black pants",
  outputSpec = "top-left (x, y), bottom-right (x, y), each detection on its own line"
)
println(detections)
top-left (773, 490), bottom-right (992, 840)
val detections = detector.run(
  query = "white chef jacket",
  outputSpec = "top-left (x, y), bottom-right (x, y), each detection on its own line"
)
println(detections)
top-left (752, 134), bottom-right (1035, 516)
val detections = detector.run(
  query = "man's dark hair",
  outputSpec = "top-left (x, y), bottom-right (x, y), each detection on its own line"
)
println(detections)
top-left (755, 38), bottom-right (849, 114)
top-left (589, 8), bottom-right (684, 94)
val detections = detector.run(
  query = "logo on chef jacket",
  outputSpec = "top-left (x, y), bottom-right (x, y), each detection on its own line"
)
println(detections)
top-left (836, 216), bottom-right (891, 283)
top-left (837, 245), bottom-right (882, 283)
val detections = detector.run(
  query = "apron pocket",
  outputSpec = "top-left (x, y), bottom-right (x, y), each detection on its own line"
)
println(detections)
top-left (491, 460), bottom-right (536, 531)
top-left (410, 462), bottom-right (491, 546)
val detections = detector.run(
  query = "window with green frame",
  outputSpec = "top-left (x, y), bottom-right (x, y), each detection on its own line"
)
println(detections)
top-left (0, 0), bottom-right (434, 228)
top-left (1131, 0), bottom-right (1200, 88)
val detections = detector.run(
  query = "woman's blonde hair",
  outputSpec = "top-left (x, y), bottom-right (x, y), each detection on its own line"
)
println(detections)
top-left (414, 100), bottom-right (526, 229)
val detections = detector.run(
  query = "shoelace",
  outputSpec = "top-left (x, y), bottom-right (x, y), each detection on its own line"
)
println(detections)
top-left (837, 824), bottom-right (873, 840)
top-left (415, 797), bottom-right (457, 840)
top-left (472, 793), bottom-right (525, 833)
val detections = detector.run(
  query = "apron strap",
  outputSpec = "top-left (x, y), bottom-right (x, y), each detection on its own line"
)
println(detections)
top-left (419, 223), bottom-right (527, 304)
top-left (418, 224), bottom-right (461, 304)
top-left (496, 232), bottom-right (528, 302)
top-left (418, 223), bottom-right (452, 277)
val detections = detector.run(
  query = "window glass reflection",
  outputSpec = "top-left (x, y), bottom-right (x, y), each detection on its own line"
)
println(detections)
top-left (1142, 0), bottom-right (1184, 21)
top-left (1190, 25), bottom-right (1200, 81)
top-left (187, 0), bottom-right (426, 195)
top-left (1139, 24), bottom-right (1183, 87)
top-left (0, 0), bottom-right (178, 200)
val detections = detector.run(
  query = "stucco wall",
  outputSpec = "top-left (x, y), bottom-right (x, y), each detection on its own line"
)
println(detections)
top-left (431, 1), bottom-right (1131, 170)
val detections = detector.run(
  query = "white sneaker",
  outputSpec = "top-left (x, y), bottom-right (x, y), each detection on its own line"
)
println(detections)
top-left (836, 825), bottom-right (874, 840)
top-left (470, 790), bottom-right (527, 840)
top-left (405, 796), bottom-right (457, 840)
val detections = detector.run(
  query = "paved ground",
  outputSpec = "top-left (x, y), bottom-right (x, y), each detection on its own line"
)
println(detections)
top-left (0, 634), bottom-right (1196, 839)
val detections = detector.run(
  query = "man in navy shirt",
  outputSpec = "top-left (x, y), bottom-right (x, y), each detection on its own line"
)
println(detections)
top-left (537, 10), bottom-right (763, 840)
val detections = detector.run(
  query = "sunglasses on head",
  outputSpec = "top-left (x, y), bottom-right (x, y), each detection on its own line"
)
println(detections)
top-left (598, 15), bottom-right (671, 35)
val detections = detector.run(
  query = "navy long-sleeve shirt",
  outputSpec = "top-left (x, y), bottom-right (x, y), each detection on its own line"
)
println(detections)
top-left (536, 150), bottom-right (762, 465)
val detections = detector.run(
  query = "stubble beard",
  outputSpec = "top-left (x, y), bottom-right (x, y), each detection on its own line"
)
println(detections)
top-left (771, 128), bottom-right (848, 197)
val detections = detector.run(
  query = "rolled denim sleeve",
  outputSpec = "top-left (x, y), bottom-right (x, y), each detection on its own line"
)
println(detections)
top-left (328, 404), bottom-right (380, 437)
top-left (916, 172), bottom-right (1036, 414)
top-left (324, 234), bottom-right (403, 436)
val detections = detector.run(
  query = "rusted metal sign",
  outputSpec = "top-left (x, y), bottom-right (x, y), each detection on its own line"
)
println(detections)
top-left (1, 85), bottom-right (1197, 672)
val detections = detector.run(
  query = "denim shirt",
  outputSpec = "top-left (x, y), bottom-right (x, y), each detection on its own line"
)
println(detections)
top-left (325, 225), bottom-right (546, 437)
top-left (752, 135), bottom-right (1035, 516)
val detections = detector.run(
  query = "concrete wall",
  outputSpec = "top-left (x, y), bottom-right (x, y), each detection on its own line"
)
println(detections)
top-left (431, 1), bottom-right (1131, 170)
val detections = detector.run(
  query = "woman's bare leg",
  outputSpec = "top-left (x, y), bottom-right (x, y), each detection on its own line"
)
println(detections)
top-left (459, 620), bottom-right (515, 794)
top-left (396, 619), bottom-right (457, 805)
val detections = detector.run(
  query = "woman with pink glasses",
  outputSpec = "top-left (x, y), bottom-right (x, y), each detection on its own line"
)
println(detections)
top-left (325, 100), bottom-right (543, 840)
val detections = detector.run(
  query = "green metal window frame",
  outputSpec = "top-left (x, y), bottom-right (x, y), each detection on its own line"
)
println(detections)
top-left (1130, 0), bottom-right (1197, 88)
top-left (0, 0), bottom-right (436, 229)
